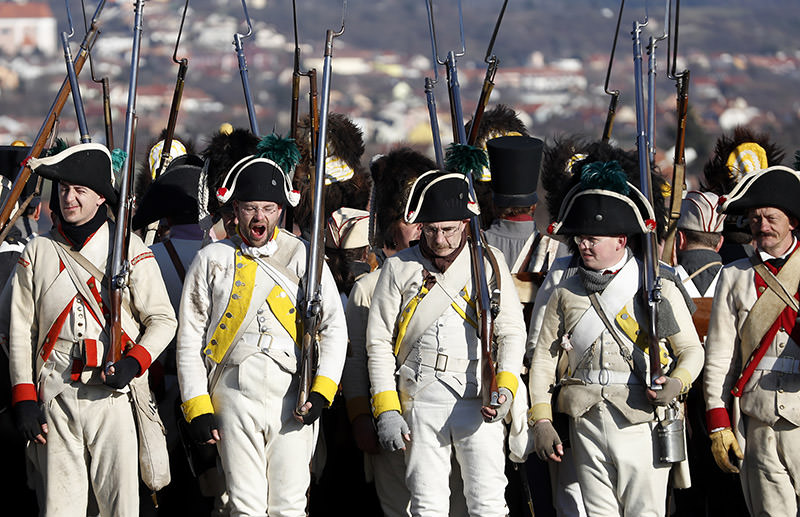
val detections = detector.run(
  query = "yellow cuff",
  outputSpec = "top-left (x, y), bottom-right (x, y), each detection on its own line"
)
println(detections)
top-left (528, 402), bottom-right (553, 424)
top-left (371, 390), bottom-right (401, 418)
top-left (311, 376), bottom-right (339, 405)
top-left (181, 394), bottom-right (214, 422)
top-left (345, 396), bottom-right (372, 422)
top-left (496, 371), bottom-right (519, 398)
top-left (671, 367), bottom-right (693, 394)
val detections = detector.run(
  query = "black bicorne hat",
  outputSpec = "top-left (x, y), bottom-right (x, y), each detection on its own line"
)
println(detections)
top-left (719, 165), bottom-right (800, 221)
top-left (27, 143), bottom-right (118, 205)
top-left (404, 170), bottom-right (479, 224)
top-left (0, 145), bottom-right (38, 199)
top-left (548, 161), bottom-right (656, 236)
top-left (132, 154), bottom-right (204, 230)
top-left (486, 135), bottom-right (543, 207)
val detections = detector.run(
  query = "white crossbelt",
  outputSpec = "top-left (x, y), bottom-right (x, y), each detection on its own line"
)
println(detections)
top-left (755, 356), bottom-right (800, 374)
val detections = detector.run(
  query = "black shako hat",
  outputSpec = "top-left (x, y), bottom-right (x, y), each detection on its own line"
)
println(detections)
top-left (26, 143), bottom-right (117, 205)
top-left (486, 135), bottom-right (543, 207)
top-left (548, 161), bottom-right (656, 236)
top-left (404, 170), bottom-right (479, 224)
top-left (719, 165), bottom-right (800, 221)
top-left (132, 154), bottom-right (204, 230)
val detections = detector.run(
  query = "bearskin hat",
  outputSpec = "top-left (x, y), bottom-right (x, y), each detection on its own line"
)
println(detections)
top-left (133, 129), bottom-right (194, 215)
top-left (701, 126), bottom-right (785, 243)
top-left (292, 113), bottom-right (371, 238)
top-left (200, 126), bottom-right (259, 215)
top-left (701, 126), bottom-right (784, 195)
top-left (370, 147), bottom-right (437, 249)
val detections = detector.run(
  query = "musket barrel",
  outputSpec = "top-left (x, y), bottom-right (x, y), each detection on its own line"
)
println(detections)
top-left (425, 77), bottom-right (444, 167)
top-left (234, 35), bottom-right (260, 136)
top-left (61, 30), bottom-right (91, 143)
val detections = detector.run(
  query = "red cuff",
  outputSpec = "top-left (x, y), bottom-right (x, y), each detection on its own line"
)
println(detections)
top-left (125, 344), bottom-right (152, 376)
top-left (706, 407), bottom-right (731, 431)
top-left (12, 383), bottom-right (37, 405)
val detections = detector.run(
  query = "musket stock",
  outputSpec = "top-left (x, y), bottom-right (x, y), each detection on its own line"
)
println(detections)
top-left (660, 72), bottom-right (690, 264)
top-left (0, 4), bottom-right (103, 240)
top-left (297, 4), bottom-right (346, 417)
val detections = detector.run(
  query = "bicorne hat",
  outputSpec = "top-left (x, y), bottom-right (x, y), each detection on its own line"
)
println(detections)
top-left (719, 165), bottom-right (800, 221)
top-left (27, 142), bottom-right (118, 205)
top-left (132, 154), bottom-right (205, 230)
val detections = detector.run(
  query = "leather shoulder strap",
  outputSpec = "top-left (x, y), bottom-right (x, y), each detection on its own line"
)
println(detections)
top-left (162, 239), bottom-right (186, 283)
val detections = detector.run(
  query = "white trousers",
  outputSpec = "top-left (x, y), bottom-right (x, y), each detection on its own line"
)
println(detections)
top-left (569, 402), bottom-right (669, 517)
top-left (743, 416), bottom-right (800, 516)
top-left (213, 354), bottom-right (314, 517)
top-left (401, 380), bottom-right (508, 517)
top-left (41, 381), bottom-right (139, 517)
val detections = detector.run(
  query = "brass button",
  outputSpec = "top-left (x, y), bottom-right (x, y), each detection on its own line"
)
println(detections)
top-left (758, 286), bottom-right (766, 293)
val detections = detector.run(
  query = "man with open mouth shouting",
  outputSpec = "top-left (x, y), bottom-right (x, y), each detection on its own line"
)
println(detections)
top-left (176, 134), bottom-right (347, 516)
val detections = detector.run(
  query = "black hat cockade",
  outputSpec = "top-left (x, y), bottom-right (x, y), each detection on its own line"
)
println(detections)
top-left (486, 135), bottom-right (543, 207)
top-left (27, 142), bottom-right (124, 205)
top-left (548, 160), bottom-right (656, 237)
top-left (404, 144), bottom-right (483, 224)
top-left (719, 165), bottom-right (800, 222)
top-left (215, 134), bottom-right (301, 207)
top-left (132, 154), bottom-right (205, 231)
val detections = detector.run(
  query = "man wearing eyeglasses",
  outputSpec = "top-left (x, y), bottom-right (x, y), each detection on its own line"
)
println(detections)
top-left (704, 165), bottom-right (800, 516)
top-left (366, 169), bottom-right (526, 516)
top-left (528, 162), bottom-right (703, 517)
top-left (176, 139), bottom-right (347, 516)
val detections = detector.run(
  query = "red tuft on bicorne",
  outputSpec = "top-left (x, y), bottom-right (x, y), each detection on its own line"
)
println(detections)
top-left (217, 187), bottom-right (228, 197)
top-left (547, 222), bottom-right (556, 234)
top-left (645, 219), bottom-right (657, 231)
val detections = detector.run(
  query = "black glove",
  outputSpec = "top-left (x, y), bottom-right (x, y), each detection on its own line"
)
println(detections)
top-left (103, 356), bottom-right (141, 389)
top-left (299, 391), bottom-right (327, 425)
top-left (188, 413), bottom-right (218, 444)
top-left (14, 400), bottom-right (46, 442)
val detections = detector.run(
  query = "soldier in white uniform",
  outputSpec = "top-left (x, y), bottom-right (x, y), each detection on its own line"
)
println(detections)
top-left (529, 161), bottom-right (703, 517)
top-left (176, 137), bottom-right (347, 517)
top-left (10, 143), bottom-right (177, 516)
top-left (367, 168), bottom-right (527, 517)
top-left (704, 165), bottom-right (800, 515)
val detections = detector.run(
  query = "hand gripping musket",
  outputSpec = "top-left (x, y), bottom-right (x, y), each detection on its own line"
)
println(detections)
top-left (153, 0), bottom-right (190, 179)
top-left (601, 0), bottom-right (625, 142)
top-left (0, 0), bottom-right (104, 242)
top-left (660, 0), bottom-right (690, 265)
top-left (61, 0), bottom-right (92, 144)
top-left (428, 0), bottom-right (501, 408)
top-left (296, 2), bottom-right (346, 417)
top-left (234, 0), bottom-right (259, 136)
top-left (108, 0), bottom-right (145, 370)
top-left (632, 16), bottom-right (664, 390)
top-left (466, 0), bottom-right (509, 147)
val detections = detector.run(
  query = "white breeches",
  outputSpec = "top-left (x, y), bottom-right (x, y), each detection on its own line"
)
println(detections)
top-left (213, 353), bottom-right (314, 517)
top-left (41, 382), bottom-right (139, 517)
top-left (401, 380), bottom-right (508, 517)
top-left (569, 402), bottom-right (670, 517)
top-left (743, 416), bottom-right (800, 517)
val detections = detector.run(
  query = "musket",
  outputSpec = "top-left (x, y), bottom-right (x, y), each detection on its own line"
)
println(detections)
top-left (601, 0), bottom-right (625, 142)
top-left (153, 0), bottom-right (190, 179)
top-left (466, 0), bottom-right (509, 146)
top-left (632, 15), bottom-right (664, 389)
top-left (61, 0), bottom-right (91, 143)
top-left (81, 0), bottom-right (113, 148)
top-left (661, 0), bottom-right (690, 265)
top-left (234, 0), bottom-right (259, 136)
top-left (646, 2), bottom-right (669, 168)
top-left (296, 1), bottom-right (346, 417)
top-left (423, 0), bottom-right (444, 166)
top-left (428, 0), bottom-right (500, 408)
top-left (0, 0), bottom-right (104, 241)
top-left (108, 0), bottom-right (145, 369)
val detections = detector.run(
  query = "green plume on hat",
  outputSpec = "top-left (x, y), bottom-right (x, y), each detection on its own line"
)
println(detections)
top-left (445, 143), bottom-right (488, 179)
top-left (256, 134), bottom-right (301, 176)
top-left (579, 160), bottom-right (630, 195)
top-left (44, 138), bottom-right (68, 157)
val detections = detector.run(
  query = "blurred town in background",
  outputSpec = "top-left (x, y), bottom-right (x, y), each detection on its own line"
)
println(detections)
top-left (1, 0), bottom-right (799, 189)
